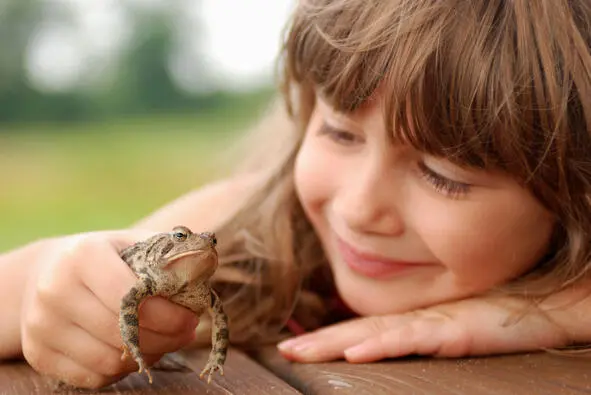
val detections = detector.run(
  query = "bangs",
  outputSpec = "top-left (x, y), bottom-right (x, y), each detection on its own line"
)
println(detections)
top-left (282, 0), bottom-right (591, 196)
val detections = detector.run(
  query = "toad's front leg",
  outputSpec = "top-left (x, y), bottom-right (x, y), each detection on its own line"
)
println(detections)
top-left (200, 289), bottom-right (229, 384)
top-left (119, 282), bottom-right (154, 383)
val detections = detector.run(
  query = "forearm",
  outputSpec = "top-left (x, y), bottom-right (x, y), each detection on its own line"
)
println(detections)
top-left (0, 238), bottom-right (50, 359)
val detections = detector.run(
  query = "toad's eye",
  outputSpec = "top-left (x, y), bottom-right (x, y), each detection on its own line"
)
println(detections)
top-left (174, 232), bottom-right (187, 241)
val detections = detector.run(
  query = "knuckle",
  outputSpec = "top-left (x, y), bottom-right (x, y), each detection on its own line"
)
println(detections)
top-left (408, 312), bottom-right (439, 338)
top-left (397, 321), bottom-right (416, 342)
top-left (23, 306), bottom-right (50, 339)
top-left (366, 316), bottom-right (391, 334)
top-left (34, 245), bottom-right (89, 306)
top-left (440, 324), bottom-right (471, 357)
top-left (34, 277), bottom-right (60, 307)
top-left (63, 234), bottom-right (100, 268)
top-left (407, 310), bottom-right (469, 357)
top-left (34, 234), bottom-right (107, 306)
top-left (56, 232), bottom-right (105, 269)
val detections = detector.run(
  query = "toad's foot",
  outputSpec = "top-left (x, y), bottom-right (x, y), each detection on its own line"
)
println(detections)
top-left (121, 344), bottom-right (153, 384)
top-left (137, 360), bottom-right (153, 384)
top-left (120, 345), bottom-right (130, 361)
top-left (199, 359), bottom-right (224, 384)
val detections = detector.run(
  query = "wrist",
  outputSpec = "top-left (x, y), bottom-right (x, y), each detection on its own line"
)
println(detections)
top-left (537, 281), bottom-right (591, 344)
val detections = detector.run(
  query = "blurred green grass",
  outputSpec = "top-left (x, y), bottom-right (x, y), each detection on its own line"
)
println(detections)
top-left (0, 95), bottom-right (272, 252)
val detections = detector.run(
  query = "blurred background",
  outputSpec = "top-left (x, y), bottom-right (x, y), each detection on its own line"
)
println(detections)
top-left (0, 0), bottom-right (294, 252)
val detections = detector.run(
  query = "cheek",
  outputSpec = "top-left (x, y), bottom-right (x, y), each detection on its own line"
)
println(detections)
top-left (415, 195), bottom-right (554, 290)
top-left (294, 139), bottom-right (335, 224)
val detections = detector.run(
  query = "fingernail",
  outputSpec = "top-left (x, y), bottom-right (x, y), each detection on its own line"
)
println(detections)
top-left (277, 338), bottom-right (297, 351)
top-left (277, 337), bottom-right (314, 353)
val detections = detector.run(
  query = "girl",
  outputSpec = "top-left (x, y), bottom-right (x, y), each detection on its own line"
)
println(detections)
top-left (2, 0), bottom-right (591, 389)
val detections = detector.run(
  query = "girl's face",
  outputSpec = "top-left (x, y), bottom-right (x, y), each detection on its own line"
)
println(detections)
top-left (294, 95), bottom-right (556, 316)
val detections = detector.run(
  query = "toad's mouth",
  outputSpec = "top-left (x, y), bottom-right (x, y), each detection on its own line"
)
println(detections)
top-left (165, 250), bottom-right (218, 281)
top-left (165, 250), bottom-right (201, 265)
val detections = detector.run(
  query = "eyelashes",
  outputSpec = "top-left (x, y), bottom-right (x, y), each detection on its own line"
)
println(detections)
top-left (317, 121), bottom-right (472, 199)
top-left (417, 161), bottom-right (471, 198)
top-left (317, 122), bottom-right (363, 145)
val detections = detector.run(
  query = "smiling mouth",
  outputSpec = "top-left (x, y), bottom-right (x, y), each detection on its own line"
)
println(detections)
top-left (335, 238), bottom-right (435, 279)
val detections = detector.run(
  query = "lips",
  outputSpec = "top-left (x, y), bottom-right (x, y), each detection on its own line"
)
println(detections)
top-left (336, 237), bottom-right (432, 279)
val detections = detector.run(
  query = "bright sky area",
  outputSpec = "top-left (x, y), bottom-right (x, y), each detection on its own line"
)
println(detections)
top-left (26, 0), bottom-right (296, 93)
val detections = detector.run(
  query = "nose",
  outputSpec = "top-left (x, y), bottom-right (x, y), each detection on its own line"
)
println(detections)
top-left (332, 162), bottom-right (405, 236)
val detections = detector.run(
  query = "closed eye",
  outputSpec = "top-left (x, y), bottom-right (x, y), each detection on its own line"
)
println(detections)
top-left (418, 161), bottom-right (471, 198)
top-left (317, 122), bottom-right (364, 146)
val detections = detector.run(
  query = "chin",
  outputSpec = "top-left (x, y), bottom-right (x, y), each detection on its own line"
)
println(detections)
top-left (331, 258), bottom-right (454, 317)
top-left (340, 293), bottom-right (385, 316)
top-left (331, 268), bottom-right (409, 316)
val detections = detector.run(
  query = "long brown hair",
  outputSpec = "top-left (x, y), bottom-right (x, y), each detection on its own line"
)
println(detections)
top-left (208, 0), bottom-right (591, 346)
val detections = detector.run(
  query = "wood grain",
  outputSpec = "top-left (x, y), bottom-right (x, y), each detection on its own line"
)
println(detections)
top-left (0, 348), bottom-right (301, 395)
top-left (4, 346), bottom-right (591, 395)
top-left (252, 347), bottom-right (591, 395)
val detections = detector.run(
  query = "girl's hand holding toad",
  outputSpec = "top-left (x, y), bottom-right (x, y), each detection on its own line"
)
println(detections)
top-left (20, 230), bottom-right (199, 388)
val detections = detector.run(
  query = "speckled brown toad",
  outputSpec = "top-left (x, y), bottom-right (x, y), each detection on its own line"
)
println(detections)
top-left (119, 226), bottom-right (228, 384)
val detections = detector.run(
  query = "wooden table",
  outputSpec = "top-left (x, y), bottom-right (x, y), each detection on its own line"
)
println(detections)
top-left (2, 347), bottom-right (590, 394)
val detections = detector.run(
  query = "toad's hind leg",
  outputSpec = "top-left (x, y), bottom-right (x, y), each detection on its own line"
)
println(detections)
top-left (199, 289), bottom-right (229, 384)
top-left (119, 282), bottom-right (154, 383)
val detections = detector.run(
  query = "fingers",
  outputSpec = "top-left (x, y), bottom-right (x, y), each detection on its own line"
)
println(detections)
top-left (23, 340), bottom-right (114, 389)
top-left (72, 233), bottom-right (199, 336)
top-left (35, 317), bottom-right (136, 376)
top-left (68, 232), bottom-right (141, 314)
top-left (45, 280), bottom-right (197, 355)
top-left (139, 297), bottom-right (200, 336)
top-left (277, 311), bottom-right (470, 364)
top-left (343, 317), bottom-right (465, 362)
top-left (22, 298), bottom-right (181, 387)
top-left (23, 292), bottom-right (129, 378)
top-left (277, 315), bottom-right (408, 362)
top-left (20, 229), bottom-right (200, 389)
